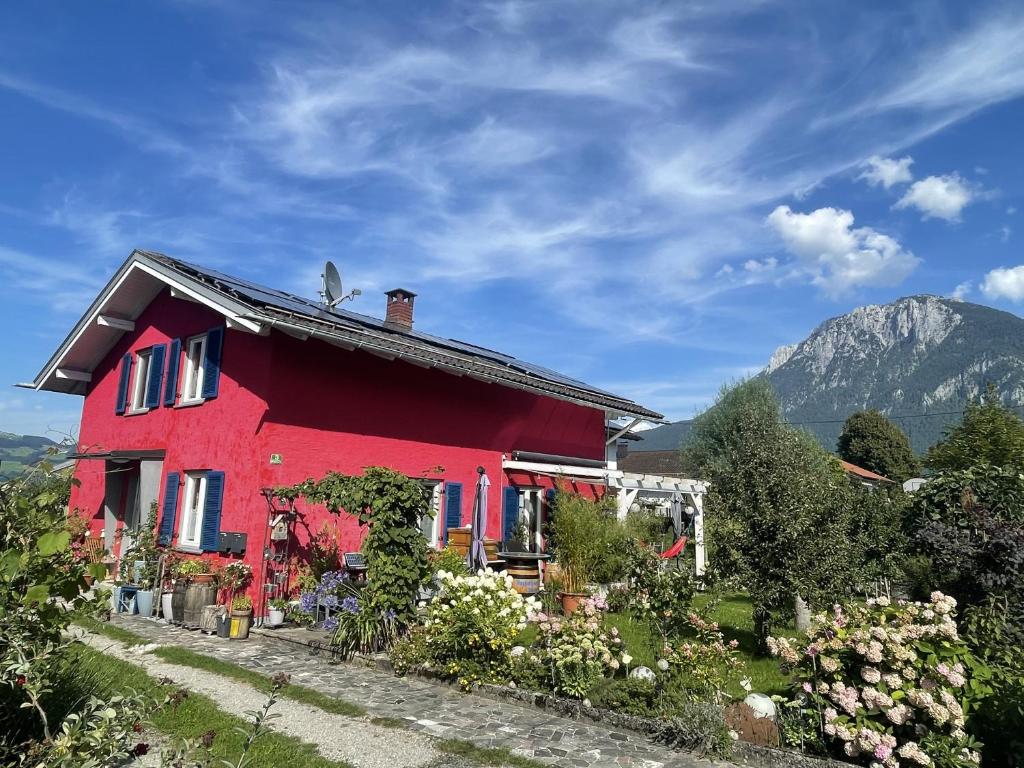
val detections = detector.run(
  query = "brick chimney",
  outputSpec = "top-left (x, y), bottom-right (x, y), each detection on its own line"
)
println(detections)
top-left (384, 288), bottom-right (416, 331)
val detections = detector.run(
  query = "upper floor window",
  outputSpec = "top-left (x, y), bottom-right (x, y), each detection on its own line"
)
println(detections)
top-left (129, 349), bottom-right (153, 413)
top-left (180, 334), bottom-right (208, 404)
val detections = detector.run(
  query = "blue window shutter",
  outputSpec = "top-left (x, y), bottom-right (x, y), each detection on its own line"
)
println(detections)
top-left (443, 482), bottom-right (463, 543)
top-left (144, 344), bottom-right (166, 408)
top-left (200, 326), bottom-right (224, 399)
top-left (200, 471), bottom-right (225, 552)
top-left (115, 353), bottom-right (132, 415)
top-left (157, 472), bottom-right (180, 546)
top-left (503, 486), bottom-right (521, 544)
top-left (163, 338), bottom-right (181, 406)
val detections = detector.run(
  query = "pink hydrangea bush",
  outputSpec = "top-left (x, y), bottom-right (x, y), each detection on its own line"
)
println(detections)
top-left (769, 593), bottom-right (986, 768)
top-left (659, 610), bottom-right (744, 704)
top-left (521, 595), bottom-right (630, 699)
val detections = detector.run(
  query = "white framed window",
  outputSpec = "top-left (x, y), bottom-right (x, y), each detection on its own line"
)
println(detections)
top-left (178, 472), bottom-right (209, 549)
top-left (180, 334), bottom-right (207, 404)
top-left (518, 488), bottom-right (544, 552)
top-left (129, 349), bottom-right (153, 413)
top-left (418, 482), bottom-right (442, 548)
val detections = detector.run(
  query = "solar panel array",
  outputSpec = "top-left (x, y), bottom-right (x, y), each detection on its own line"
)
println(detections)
top-left (152, 253), bottom-right (621, 399)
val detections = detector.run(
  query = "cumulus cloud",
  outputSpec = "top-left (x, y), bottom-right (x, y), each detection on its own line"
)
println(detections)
top-left (743, 257), bottom-right (777, 272)
top-left (981, 266), bottom-right (1024, 302)
top-left (859, 155), bottom-right (914, 189)
top-left (766, 205), bottom-right (920, 296)
top-left (894, 173), bottom-right (973, 221)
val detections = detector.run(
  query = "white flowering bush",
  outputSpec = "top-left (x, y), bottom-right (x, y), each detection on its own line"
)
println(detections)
top-left (514, 596), bottom-right (630, 699)
top-left (419, 569), bottom-right (538, 689)
top-left (769, 592), bottom-right (987, 768)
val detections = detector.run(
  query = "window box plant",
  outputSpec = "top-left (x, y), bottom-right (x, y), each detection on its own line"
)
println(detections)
top-left (230, 594), bottom-right (253, 640)
top-left (267, 598), bottom-right (287, 627)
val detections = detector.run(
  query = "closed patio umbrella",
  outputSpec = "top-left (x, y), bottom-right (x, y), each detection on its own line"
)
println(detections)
top-left (469, 467), bottom-right (490, 571)
top-left (670, 492), bottom-right (684, 538)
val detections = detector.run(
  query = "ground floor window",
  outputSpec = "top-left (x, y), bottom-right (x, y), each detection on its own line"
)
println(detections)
top-left (418, 481), bottom-right (442, 548)
top-left (518, 488), bottom-right (544, 552)
top-left (178, 471), bottom-right (209, 549)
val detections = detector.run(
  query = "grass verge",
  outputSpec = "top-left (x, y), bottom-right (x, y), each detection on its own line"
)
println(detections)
top-left (71, 644), bottom-right (353, 768)
top-left (435, 738), bottom-right (546, 768)
top-left (73, 615), bottom-right (149, 646)
top-left (152, 646), bottom-right (366, 718)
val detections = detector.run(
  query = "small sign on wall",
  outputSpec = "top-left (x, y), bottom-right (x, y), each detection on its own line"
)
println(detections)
top-left (269, 453), bottom-right (282, 465)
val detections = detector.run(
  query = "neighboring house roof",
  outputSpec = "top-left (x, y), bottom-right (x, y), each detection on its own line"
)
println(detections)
top-left (618, 450), bottom-right (686, 476)
top-left (25, 250), bottom-right (663, 421)
top-left (840, 460), bottom-right (894, 484)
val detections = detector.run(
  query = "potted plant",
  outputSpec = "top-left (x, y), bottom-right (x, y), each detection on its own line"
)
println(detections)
top-left (267, 598), bottom-right (287, 627)
top-left (230, 594), bottom-right (253, 640)
top-left (220, 561), bottom-right (253, 605)
top-left (160, 551), bottom-right (183, 622)
top-left (120, 503), bottom-right (161, 617)
top-left (549, 493), bottom-right (607, 615)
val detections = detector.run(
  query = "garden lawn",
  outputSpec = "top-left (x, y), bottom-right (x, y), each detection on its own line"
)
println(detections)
top-left (66, 643), bottom-right (353, 768)
top-left (517, 592), bottom-right (793, 698)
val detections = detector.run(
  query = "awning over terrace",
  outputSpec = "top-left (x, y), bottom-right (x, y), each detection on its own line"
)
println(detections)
top-left (501, 455), bottom-right (707, 576)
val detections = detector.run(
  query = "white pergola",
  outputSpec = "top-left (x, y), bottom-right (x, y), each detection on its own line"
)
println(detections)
top-left (502, 457), bottom-right (708, 576)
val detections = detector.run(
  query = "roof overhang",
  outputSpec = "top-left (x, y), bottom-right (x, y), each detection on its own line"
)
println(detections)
top-left (24, 251), bottom-right (264, 395)
top-left (23, 249), bottom-right (664, 421)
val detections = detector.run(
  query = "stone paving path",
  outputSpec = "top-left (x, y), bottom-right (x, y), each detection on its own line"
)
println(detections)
top-left (108, 615), bottom-right (734, 768)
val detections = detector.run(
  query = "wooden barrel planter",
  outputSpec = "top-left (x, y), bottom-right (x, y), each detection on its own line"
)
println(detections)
top-left (499, 553), bottom-right (549, 596)
top-left (507, 561), bottom-right (540, 594)
top-left (182, 583), bottom-right (217, 628)
top-left (170, 582), bottom-right (187, 624)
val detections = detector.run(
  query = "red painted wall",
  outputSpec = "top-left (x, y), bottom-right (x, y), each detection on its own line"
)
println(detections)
top-left (70, 289), bottom-right (607, 607)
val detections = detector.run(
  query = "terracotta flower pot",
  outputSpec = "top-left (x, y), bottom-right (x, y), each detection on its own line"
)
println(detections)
top-left (559, 591), bottom-right (588, 616)
top-left (191, 573), bottom-right (215, 585)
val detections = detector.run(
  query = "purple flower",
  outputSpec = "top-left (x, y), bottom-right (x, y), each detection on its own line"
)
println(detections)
top-left (340, 596), bottom-right (359, 614)
top-left (322, 617), bottom-right (339, 631)
top-left (321, 594), bottom-right (339, 609)
top-left (299, 592), bottom-right (317, 614)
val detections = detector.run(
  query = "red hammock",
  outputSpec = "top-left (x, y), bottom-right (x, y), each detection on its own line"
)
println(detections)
top-left (660, 535), bottom-right (688, 559)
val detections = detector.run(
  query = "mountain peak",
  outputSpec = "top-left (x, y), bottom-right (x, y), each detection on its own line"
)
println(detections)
top-left (762, 296), bottom-right (1024, 452)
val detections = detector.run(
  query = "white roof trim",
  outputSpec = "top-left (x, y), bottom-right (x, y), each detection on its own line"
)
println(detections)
top-left (31, 254), bottom-right (262, 392)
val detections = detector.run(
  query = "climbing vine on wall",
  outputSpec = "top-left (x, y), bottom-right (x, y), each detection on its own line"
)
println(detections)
top-left (274, 467), bottom-right (432, 626)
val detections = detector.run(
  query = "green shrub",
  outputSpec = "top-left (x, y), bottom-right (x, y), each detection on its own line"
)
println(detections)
top-left (549, 492), bottom-right (617, 593)
top-left (418, 569), bottom-right (536, 689)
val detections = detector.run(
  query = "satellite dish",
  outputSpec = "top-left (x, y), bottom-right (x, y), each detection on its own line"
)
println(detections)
top-left (322, 261), bottom-right (343, 307)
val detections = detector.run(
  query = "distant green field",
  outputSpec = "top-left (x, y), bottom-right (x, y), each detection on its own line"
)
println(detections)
top-left (0, 432), bottom-right (70, 479)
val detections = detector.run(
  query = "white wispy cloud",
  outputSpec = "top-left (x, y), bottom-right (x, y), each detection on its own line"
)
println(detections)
top-left (950, 281), bottom-right (972, 300)
top-left (894, 173), bottom-right (974, 221)
top-left (859, 155), bottom-right (914, 189)
top-left (766, 205), bottom-right (920, 296)
top-left (981, 266), bottom-right (1024, 302)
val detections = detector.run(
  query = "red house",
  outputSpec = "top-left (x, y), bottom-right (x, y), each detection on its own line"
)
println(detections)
top-left (28, 251), bottom-right (687, 611)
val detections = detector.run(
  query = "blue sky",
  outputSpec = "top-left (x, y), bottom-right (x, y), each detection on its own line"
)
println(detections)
top-left (2, 1), bottom-right (1024, 439)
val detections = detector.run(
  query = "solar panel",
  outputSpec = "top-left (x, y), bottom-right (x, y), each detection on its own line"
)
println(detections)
top-left (150, 252), bottom-right (639, 406)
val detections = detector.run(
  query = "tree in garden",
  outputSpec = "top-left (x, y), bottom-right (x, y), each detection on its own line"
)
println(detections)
top-left (906, 464), bottom-right (1024, 767)
top-left (685, 379), bottom-right (861, 653)
top-left (926, 383), bottom-right (1024, 471)
top-left (837, 409), bottom-right (919, 482)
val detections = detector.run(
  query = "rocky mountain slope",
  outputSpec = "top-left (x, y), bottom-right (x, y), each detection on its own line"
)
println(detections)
top-left (764, 295), bottom-right (1024, 453)
top-left (633, 296), bottom-right (1024, 457)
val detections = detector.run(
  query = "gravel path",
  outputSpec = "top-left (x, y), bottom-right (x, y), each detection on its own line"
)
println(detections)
top-left (80, 632), bottom-right (440, 768)
top-left (101, 615), bottom-right (732, 768)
